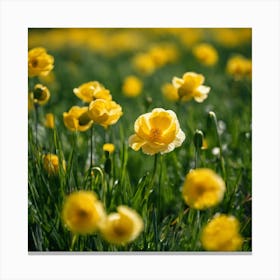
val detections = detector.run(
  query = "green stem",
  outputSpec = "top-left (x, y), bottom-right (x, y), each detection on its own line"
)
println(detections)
top-left (90, 126), bottom-right (93, 167)
top-left (70, 234), bottom-right (78, 251)
top-left (34, 104), bottom-right (39, 147)
top-left (209, 112), bottom-right (226, 181)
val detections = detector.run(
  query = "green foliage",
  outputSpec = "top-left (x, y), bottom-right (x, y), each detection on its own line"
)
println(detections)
top-left (28, 28), bottom-right (252, 252)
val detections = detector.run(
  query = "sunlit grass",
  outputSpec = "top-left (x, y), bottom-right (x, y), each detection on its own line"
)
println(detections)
top-left (28, 28), bottom-right (252, 252)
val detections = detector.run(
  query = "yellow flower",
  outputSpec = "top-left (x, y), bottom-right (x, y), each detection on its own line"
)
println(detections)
top-left (172, 72), bottom-right (210, 103)
top-left (30, 84), bottom-right (50, 106)
top-left (73, 81), bottom-right (112, 103)
top-left (62, 191), bottom-right (106, 235)
top-left (99, 205), bottom-right (144, 245)
top-left (201, 213), bottom-right (243, 251)
top-left (128, 108), bottom-right (185, 155)
top-left (122, 75), bottom-right (143, 97)
top-left (192, 43), bottom-right (218, 66)
top-left (88, 99), bottom-right (123, 128)
top-left (182, 168), bottom-right (226, 210)
top-left (42, 153), bottom-right (66, 176)
top-left (45, 113), bottom-right (55, 129)
top-left (161, 83), bottom-right (179, 102)
top-left (226, 55), bottom-right (252, 80)
top-left (28, 47), bottom-right (54, 77)
top-left (103, 143), bottom-right (115, 154)
top-left (63, 106), bottom-right (93, 132)
top-left (132, 53), bottom-right (156, 75)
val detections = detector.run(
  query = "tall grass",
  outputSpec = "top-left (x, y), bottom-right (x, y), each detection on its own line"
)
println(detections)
top-left (28, 28), bottom-right (252, 252)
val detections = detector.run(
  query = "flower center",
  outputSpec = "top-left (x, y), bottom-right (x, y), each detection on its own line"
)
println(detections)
top-left (78, 111), bottom-right (91, 126)
top-left (77, 209), bottom-right (88, 219)
top-left (149, 128), bottom-right (161, 142)
top-left (33, 87), bottom-right (47, 101)
top-left (31, 58), bottom-right (38, 67)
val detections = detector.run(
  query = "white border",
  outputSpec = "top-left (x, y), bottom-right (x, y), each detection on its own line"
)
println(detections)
top-left (1, 0), bottom-right (279, 279)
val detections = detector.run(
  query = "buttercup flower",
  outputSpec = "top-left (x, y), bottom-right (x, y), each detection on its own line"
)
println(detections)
top-left (99, 205), bottom-right (144, 245)
top-left (161, 83), bottom-right (179, 102)
top-left (226, 55), bottom-right (252, 80)
top-left (28, 47), bottom-right (54, 77)
top-left (63, 106), bottom-right (93, 132)
top-left (182, 168), bottom-right (226, 210)
top-left (172, 72), bottom-right (211, 103)
top-left (132, 53), bottom-right (156, 75)
top-left (73, 81), bottom-right (112, 103)
top-left (88, 99), bottom-right (123, 128)
top-left (201, 213), bottom-right (243, 251)
top-left (62, 191), bottom-right (106, 235)
top-left (192, 43), bottom-right (218, 66)
top-left (42, 153), bottom-right (66, 176)
top-left (45, 113), bottom-right (55, 129)
top-left (122, 75), bottom-right (143, 97)
top-left (103, 143), bottom-right (115, 154)
top-left (128, 108), bottom-right (185, 155)
top-left (31, 84), bottom-right (50, 105)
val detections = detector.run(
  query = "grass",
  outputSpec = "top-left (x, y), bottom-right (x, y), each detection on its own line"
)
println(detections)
top-left (28, 28), bottom-right (252, 252)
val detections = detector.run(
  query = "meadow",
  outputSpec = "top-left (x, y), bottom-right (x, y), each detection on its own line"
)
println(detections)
top-left (28, 28), bottom-right (252, 252)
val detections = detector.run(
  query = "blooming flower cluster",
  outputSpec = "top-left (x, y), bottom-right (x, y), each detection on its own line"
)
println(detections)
top-left (63, 81), bottom-right (123, 132)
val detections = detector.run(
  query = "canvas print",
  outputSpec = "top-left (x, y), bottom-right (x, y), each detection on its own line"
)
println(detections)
top-left (28, 28), bottom-right (252, 252)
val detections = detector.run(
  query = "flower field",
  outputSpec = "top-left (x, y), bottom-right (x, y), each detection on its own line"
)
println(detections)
top-left (28, 28), bottom-right (252, 252)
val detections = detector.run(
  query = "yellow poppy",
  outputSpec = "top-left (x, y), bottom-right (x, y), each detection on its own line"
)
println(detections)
top-left (192, 43), bottom-right (218, 66)
top-left (182, 168), bottom-right (225, 210)
top-left (73, 81), bottom-right (112, 103)
top-left (128, 108), bottom-right (185, 155)
top-left (63, 106), bottom-right (93, 132)
top-left (62, 191), bottom-right (106, 235)
top-left (122, 76), bottom-right (143, 97)
top-left (99, 205), bottom-right (144, 245)
top-left (42, 153), bottom-right (66, 176)
top-left (172, 72), bottom-right (210, 103)
top-left (88, 99), bottom-right (123, 128)
top-left (28, 47), bottom-right (54, 77)
top-left (31, 84), bottom-right (50, 106)
top-left (201, 213), bottom-right (244, 251)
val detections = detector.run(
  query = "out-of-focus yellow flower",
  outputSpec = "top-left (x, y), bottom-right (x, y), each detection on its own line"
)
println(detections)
top-left (62, 191), bottom-right (106, 235)
top-left (161, 83), bottom-right (179, 102)
top-left (103, 143), bottom-right (115, 154)
top-left (45, 113), bottom-right (55, 129)
top-left (201, 213), bottom-right (243, 251)
top-left (28, 47), bottom-right (54, 77)
top-left (73, 81), bottom-right (112, 103)
top-left (99, 205), bottom-right (144, 245)
top-left (192, 43), bottom-right (218, 66)
top-left (182, 168), bottom-right (225, 210)
top-left (148, 44), bottom-right (178, 67)
top-left (226, 55), bottom-right (252, 80)
top-left (129, 108), bottom-right (185, 155)
top-left (63, 106), bottom-right (93, 132)
top-left (172, 72), bottom-right (210, 103)
top-left (88, 99), bottom-right (123, 129)
top-left (42, 153), bottom-right (66, 176)
top-left (132, 53), bottom-right (156, 75)
top-left (122, 75), bottom-right (143, 97)
top-left (31, 84), bottom-right (50, 105)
